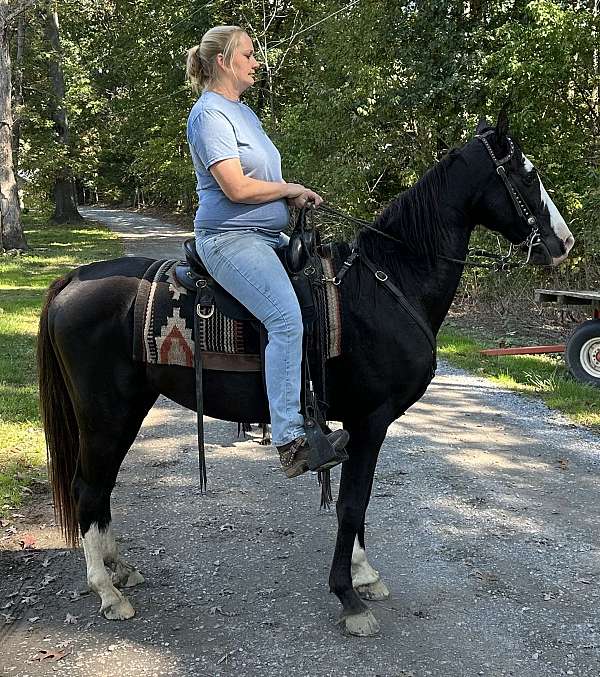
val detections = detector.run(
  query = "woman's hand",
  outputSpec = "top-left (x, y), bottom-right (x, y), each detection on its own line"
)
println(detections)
top-left (285, 186), bottom-right (323, 209)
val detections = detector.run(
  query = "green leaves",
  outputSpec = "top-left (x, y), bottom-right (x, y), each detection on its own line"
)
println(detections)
top-left (11, 0), bottom-right (599, 283)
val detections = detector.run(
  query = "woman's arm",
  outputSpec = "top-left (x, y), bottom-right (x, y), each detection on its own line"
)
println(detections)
top-left (210, 158), bottom-right (306, 204)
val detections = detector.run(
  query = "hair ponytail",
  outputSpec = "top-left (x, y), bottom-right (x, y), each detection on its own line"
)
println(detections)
top-left (186, 25), bottom-right (244, 94)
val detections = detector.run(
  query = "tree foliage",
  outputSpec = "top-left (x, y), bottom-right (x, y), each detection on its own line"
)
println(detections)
top-left (10, 0), bottom-right (600, 282)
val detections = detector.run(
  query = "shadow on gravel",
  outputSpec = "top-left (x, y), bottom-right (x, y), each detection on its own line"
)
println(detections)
top-left (2, 376), bottom-right (600, 675)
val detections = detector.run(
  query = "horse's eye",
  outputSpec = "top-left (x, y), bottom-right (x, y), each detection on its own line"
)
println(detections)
top-left (522, 170), bottom-right (536, 187)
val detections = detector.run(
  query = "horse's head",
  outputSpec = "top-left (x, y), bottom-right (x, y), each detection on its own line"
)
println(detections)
top-left (469, 112), bottom-right (574, 266)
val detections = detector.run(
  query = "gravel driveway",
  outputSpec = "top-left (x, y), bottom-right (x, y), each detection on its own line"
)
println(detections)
top-left (1, 208), bottom-right (599, 677)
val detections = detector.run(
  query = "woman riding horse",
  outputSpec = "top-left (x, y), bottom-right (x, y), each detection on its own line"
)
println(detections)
top-left (186, 25), bottom-right (348, 477)
top-left (38, 110), bottom-right (574, 632)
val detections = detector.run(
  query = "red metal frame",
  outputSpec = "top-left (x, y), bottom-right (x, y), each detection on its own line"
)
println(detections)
top-left (479, 289), bottom-right (599, 359)
top-left (481, 345), bottom-right (565, 357)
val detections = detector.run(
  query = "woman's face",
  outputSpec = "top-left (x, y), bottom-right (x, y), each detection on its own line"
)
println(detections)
top-left (227, 32), bottom-right (260, 93)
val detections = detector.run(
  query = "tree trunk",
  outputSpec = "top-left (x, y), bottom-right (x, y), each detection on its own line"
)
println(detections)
top-left (43, 1), bottom-right (82, 224)
top-left (0, 1), bottom-right (26, 251)
top-left (12, 14), bottom-right (23, 176)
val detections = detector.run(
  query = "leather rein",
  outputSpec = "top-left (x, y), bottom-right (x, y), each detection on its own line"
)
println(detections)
top-left (317, 131), bottom-right (545, 272)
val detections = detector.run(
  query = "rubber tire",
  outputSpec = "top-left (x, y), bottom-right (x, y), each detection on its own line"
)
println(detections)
top-left (565, 320), bottom-right (600, 388)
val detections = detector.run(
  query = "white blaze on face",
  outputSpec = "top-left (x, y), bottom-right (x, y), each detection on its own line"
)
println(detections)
top-left (523, 155), bottom-right (574, 263)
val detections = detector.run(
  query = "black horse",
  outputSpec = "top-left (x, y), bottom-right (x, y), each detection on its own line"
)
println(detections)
top-left (37, 115), bottom-right (574, 635)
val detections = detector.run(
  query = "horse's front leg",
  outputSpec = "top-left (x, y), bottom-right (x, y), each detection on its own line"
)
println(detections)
top-left (329, 414), bottom-right (388, 636)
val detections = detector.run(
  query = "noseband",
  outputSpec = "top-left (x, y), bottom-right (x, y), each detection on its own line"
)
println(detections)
top-left (475, 130), bottom-right (543, 264)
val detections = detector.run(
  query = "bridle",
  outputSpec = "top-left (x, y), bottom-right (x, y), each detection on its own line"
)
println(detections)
top-left (473, 129), bottom-right (544, 265)
top-left (316, 130), bottom-right (548, 271)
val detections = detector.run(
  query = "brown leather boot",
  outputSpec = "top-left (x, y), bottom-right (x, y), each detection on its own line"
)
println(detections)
top-left (277, 429), bottom-right (349, 478)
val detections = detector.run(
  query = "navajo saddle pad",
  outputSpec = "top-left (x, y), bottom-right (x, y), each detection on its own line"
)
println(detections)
top-left (132, 257), bottom-right (342, 371)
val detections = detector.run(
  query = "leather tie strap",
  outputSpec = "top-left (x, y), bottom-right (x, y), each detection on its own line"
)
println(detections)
top-left (359, 253), bottom-right (437, 355)
top-left (329, 245), bottom-right (436, 363)
top-left (194, 291), bottom-right (207, 491)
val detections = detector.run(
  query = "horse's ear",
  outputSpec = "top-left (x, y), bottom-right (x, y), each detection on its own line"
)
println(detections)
top-left (476, 117), bottom-right (490, 135)
top-left (495, 109), bottom-right (509, 141)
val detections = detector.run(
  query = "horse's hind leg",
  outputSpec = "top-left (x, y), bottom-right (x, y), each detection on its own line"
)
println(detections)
top-left (97, 523), bottom-right (145, 588)
top-left (75, 390), bottom-right (157, 620)
top-left (351, 476), bottom-right (390, 600)
top-left (80, 518), bottom-right (135, 620)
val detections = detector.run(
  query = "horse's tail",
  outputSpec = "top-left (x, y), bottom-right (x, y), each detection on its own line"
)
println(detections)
top-left (37, 275), bottom-right (80, 547)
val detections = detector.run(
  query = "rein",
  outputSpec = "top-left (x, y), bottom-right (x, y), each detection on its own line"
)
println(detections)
top-left (317, 131), bottom-right (544, 272)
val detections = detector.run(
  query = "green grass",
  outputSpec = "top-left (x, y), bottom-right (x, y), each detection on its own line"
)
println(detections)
top-left (438, 327), bottom-right (600, 430)
top-left (0, 214), bottom-right (122, 515)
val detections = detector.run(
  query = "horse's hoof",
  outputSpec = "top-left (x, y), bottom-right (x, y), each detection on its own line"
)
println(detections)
top-left (356, 579), bottom-right (390, 600)
top-left (343, 609), bottom-right (380, 636)
top-left (259, 438), bottom-right (271, 446)
top-left (102, 596), bottom-right (135, 620)
top-left (124, 569), bottom-right (145, 588)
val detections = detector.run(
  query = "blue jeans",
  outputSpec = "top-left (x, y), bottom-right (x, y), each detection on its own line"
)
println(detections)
top-left (195, 228), bottom-right (305, 446)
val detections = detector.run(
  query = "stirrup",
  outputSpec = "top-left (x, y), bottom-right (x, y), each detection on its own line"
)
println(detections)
top-left (304, 417), bottom-right (349, 471)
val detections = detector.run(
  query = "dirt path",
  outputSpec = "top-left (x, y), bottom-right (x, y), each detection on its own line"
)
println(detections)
top-left (1, 208), bottom-right (599, 676)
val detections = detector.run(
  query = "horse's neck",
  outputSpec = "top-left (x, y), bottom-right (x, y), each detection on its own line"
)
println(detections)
top-left (369, 156), bottom-right (476, 335)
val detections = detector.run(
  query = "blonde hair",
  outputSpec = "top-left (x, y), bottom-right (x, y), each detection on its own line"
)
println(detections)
top-left (186, 25), bottom-right (245, 93)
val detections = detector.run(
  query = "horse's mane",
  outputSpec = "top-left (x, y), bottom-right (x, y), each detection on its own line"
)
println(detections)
top-left (359, 149), bottom-right (461, 265)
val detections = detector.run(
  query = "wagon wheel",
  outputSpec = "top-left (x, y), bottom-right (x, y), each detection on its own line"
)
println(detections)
top-left (565, 320), bottom-right (600, 388)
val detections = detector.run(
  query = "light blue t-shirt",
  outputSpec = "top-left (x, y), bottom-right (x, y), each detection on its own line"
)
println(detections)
top-left (187, 91), bottom-right (289, 233)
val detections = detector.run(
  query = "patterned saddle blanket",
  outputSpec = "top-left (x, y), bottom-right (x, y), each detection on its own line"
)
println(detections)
top-left (132, 256), bottom-right (343, 372)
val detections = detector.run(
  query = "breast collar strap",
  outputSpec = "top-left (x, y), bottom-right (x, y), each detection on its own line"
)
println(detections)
top-left (329, 247), bottom-right (436, 358)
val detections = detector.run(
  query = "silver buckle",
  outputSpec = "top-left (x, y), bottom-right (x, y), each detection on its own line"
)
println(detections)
top-left (196, 304), bottom-right (214, 319)
top-left (322, 275), bottom-right (341, 286)
top-left (375, 270), bottom-right (388, 282)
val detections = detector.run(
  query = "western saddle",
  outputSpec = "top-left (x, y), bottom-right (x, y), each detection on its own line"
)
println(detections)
top-left (173, 207), bottom-right (347, 491)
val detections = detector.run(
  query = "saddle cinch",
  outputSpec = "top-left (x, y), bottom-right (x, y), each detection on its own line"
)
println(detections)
top-left (173, 209), bottom-right (348, 491)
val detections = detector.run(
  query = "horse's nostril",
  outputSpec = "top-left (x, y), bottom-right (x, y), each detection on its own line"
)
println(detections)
top-left (564, 235), bottom-right (575, 252)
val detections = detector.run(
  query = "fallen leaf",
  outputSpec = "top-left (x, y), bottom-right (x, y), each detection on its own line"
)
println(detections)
top-left (64, 613), bottom-right (78, 624)
top-left (20, 534), bottom-right (36, 549)
top-left (20, 595), bottom-right (38, 606)
top-left (1, 613), bottom-right (16, 624)
top-left (557, 458), bottom-right (569, 471)
top-left (28, 616), bottom-right (40, 623)
top-left (41, 557), bottom-right (51, 568)
top-left (31, 649), bottom-right (69, 662)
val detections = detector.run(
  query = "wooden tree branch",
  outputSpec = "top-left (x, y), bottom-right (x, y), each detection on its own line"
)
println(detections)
top-left (5, 0), bottom-right (37, 26)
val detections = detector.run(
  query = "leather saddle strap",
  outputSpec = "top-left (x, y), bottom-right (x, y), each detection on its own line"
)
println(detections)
top-left (194, 291), bottom-right (207, 491)
top-left (360, 252), bottom-right (436, 355)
